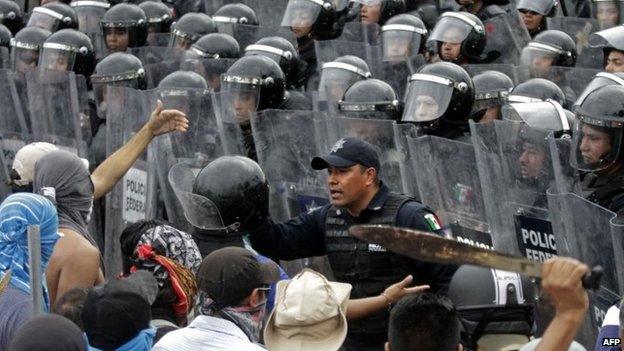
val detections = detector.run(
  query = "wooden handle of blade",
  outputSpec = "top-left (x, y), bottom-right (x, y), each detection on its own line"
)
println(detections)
top-left (582, 266), bottom-right (603, 291)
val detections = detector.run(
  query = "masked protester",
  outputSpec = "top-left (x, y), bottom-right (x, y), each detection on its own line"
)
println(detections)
top-left (571, 85), bottom-right (624, 216)
top-left (470, 70), bottom-right (514, 123)
top-left (589, 25), bottom-right (624, 73)
top-left (426, 11), bottom-right (487, 65)
top-left (516, 0), bottom-right (557, 37)
top-left (153, 247), bottom-right (281, 351)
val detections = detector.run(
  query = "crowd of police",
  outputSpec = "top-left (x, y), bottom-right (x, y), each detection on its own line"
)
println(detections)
top-left (1, 0), bottom-right (624, 349)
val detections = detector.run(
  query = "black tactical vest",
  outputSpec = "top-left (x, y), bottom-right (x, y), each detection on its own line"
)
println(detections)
top-left (324, 192), bottom-right (419, 335)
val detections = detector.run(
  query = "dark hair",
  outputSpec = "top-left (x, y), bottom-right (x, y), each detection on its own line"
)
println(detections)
top-left (388, 293), bottom-right (461, 351)
top-left (52, 287), bottom-right (90, 331)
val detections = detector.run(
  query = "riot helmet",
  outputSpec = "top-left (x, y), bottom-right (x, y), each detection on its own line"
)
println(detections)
top-left (448, 265), bottom-right (536, 351)
top-left (10, 26), bottom-right (51, 74)
top-left (427, 11), bottom-right (486, 64)
top-left (592, 0), bottom-right (624, 29)
top-left (402, 61), bottom-right (475, 130)
top-left (185, 33), bottom-right (240, 60)
top-left (100, 4), bottom-right (147, 53)
top-left (158, 69), bottom-right (209, 90)
top-left (575, 71), bottom-right (624, 107)
top-left (520, 30), bottom-right (576, 78)
top-left (414, 5), bottom-right (439, 31)
top-left (0, 0), bottom-right (22, 35)
top-left (338, 78), bottom-right (402, 120)
top-left (504, 100), bottom-right (573, 137)
top-left (28, 2), bottom-right (78, 32)
top-left (91, 52), bottom-right (146, 117)
top-left (39, 28), bottom-right (95, 77)
top-left (381, 13), bottom-right (428, 60)
top-left (589, 25), bottom-right (624, 73)
top-left (517, 0), bottom-right (556, 36)
top-left (192, 155), bottom-right (269, 234)
top-left (280, 0), bottom-right (345, 40)
top-left (353, 0), bottom-right (406, 25)
top-left (213, 3), bottom-right (259, 26)
top-left (245, 36), bottom-right (302, 87)
top-left (157, 70), bottom-right (210, 119)
top-left (508, 78), bottom-right (566, 105)
top-left (318, 55), bottom-right (371, 102)
top-left (139, 1), bottom-right (173, 34)
top-left (169, 13), bottom-right (216, 50)
top-left (572, 85), bottom-right (624, 172)
top-left (221, 55), bottom-right (286, 123)
top-left (470, 70), bottom-right (514, 122)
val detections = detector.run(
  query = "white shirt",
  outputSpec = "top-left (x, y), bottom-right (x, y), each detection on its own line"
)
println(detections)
top-left (153, 315), bottom-right (267, 351)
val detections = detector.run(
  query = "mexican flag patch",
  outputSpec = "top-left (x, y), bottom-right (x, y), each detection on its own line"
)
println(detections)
top-left (424, 213), bottom-right (442, 231)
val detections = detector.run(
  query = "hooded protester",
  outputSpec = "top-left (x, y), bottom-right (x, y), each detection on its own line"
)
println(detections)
top-left (9, 314), bottom-right (88, 351)
top-left (9, 142), bottom-right (59, 193)
top-left (0, 193), bottom-right (60, 350)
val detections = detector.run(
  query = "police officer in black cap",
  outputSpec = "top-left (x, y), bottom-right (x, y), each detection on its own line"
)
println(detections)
top-left (247, 136), bottom-right (456, 351)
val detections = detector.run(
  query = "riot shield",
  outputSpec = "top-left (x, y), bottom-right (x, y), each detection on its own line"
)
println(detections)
top-left (72, 2), bottom-right (109, 60)
top-left (211, 91), bottom-right (247, 157)
top-left (470, 120), bottom-right (559, 257)
top-left (393, 122), bottom-right (421, 198)
top-left (516, 66), bottom-right (601, 107)
top-left (103, 86), bottom-right (158, 274)
top-left (370, 55), bottom-right (426, 101)
top-left (338, 21), bottom-right (381, 44)
top-left (482, 12), bottom-right (531, 65)
top-left (146, 33), bottom-right (172, 47)
top-left (408, 135), bottom-right (492, 246)
top-left (0, 47), bottom-right (9, 69)
top-left (178, 58), bottom-right (237, 92)
top-left (25, 69), bottom-right (91, 157)
top-left (0, 69), bottom-right (29, 200)
top-left (547, 191), bottom-right (624, 348)
top-left (546, 17), bottom-right (602, 69)
top-left (214, 22), bottom-right (297, 50)
top-left (464, 63), bottom-right (523, 84)
top-left (314, 39), bottom-right (377, 70)
top-left (153, 87), bottom-right (226, 230)
top-left (316, 116), bottom-right (407, 194)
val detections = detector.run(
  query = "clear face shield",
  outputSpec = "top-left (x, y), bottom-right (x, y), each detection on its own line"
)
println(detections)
top-left (10, 40), bottom-right (41, 74)
top-left (520, 43), bottom-right (564, 77)
top-left (169, 29), bottom-right (198, 50)
top-left (74, 3), bottom-right (109, 32)
top-left (27, 7), bottom-right (65, 32)
top-left (428, 13), bottom-right (474, 45)
top-left (220, 74), bottom-right (262, 125)
top-left (281, 0), bottom-right (322, 37)
top-left (381, 25), bottom-right (426, 61)
top-left (402, 73), bottom-right (457, 123)
top-left (158, 87), bottom-right (209, 115)
top-left (502, 101), bottom-right (571, 133)
top-left (472, 89), bottom-right (510, 114)
top-left (571, 116), bottom-right (622, 172)
top-left (318, 62), bottom-right (371, 102)
top-left (92, 69), bottom-right (144, 117)
top-left (575, 72), bottom-right (624, 108)
top-left (38, 43), bottom-right (77, 72)
top-left (245, 44), bottom-right (293, 67)
top-left (593, 0), bottom-right (623, 29)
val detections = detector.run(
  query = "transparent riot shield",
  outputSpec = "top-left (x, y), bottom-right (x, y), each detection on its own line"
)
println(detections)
top-left (408, 135), bottom-right (492, 246)
top-left (338, 21), bottom-right (381, 44)
top-left (314, 39), bottom-right (378, 72)
top-left (316, 116), bottom-right (407, 194)
top-left (211, 91), bottom-right (247, 157)
top-left (146, 33), bottom-right (172, 47)
top-left (0, 47), bottom-right (9, 69)
top-left (73, 2), bottom-right (109, 60)
top-left (464, 63), bottom-right (523, 84)
top-left (516, 66), bottom-right (601, 107)
top-left (103, 86), bottom-right (158, 274)
top-left (26, 69), bottom-right (91, 157)
top-left (370, 54), bottom-right (426, 101)
top-left (393, 122), bottom-right (421, 198)
top-left (153, 87), bottom-right (226, 230)
top-left (546, 17), bottom-right (603, 69)
top-left (547, 191), bottom-right (624, 348)
top-left (471, 120), bottom-right (560, 258)
top-left (482, 12), bottom-right (531, 65)
top-left (178, 58), bottom-right (237, 92)
top-left (0, 69), bottom-right (29, 200)
top-left (215, 22), bottom-right (297, 50)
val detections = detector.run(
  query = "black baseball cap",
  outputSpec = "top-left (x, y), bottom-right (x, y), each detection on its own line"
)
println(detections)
top-left (197, 247), bottom-right (280, 308)
top-left (311, 137), bottom-right (381, 171)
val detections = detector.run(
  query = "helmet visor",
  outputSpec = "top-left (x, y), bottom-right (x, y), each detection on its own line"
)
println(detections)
top-left (472, 89), bottom-right (509, 112)
top-left (575, 72), bottom-right (624, 107)
top-left (245, 45), bottom-right (290, 67)
top-left (281, 0), bottom-right (322, 28)
top-left (381, 29), bottom-right (423, 60)
top-left (519, 45), bottom-right (559, 76)
top-left (403, 75), bottom-right (454, 122)
top-left (428, 14), bottom-right (474, 44)
top-left (571, 117), bottom-right (622, 172)
top-left (318, 66), bottom-right (368, 102)
top-left (169, 30), bottom-right (196, 50)
top-left (11, 47), bottom-right (40, 73)
top-left (502, 101), bottom-right (570, 132)
top-left (27, 9), bottom-right (62, 32)
top-left (94, 81), bottom-right (135, 118)
top-left (220, 75), bottom-right (262, 123)
top-left (589, 25), bottom-right (624, 50)
top-left (39, 45), bottom-right (77, 72)
top-left (75, 6), bottom-right (108, 32)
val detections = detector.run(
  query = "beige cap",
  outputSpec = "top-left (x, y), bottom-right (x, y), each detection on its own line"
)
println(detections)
top-left (12, 142), bottom-right (58, 185)
top-left (264, 269), bottom-right (352, 351)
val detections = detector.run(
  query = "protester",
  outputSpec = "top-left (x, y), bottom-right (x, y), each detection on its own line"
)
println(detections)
top-left (9, 314), bottom-right (88, 351)
top-left (0, 193), bottom-right (60, 350)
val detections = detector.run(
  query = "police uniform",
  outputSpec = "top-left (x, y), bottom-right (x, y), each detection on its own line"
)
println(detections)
top-left (249, 137), bottom-right (457, 350)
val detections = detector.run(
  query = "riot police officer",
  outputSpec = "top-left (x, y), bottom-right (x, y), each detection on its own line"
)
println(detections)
top-left (401, 61), bottom-right (475, 140)
top-left (516, 0), bottom-right (557, 37)
top-left (0, 0), bottom-right (22, 35)
top-left (338, 78), bottom-right (403, 121)
top-left (508, 78), bottom-right (566, 106)
top-left (185, 32), bottom-right (241, 59)
top-left (470, 70), bottom-right (514, 123)
top-left (589, 25), bottom-right (624, 73)
top-left (448, 265), bottom-right (537, 350)
top-left (245, 136), bottom-right (456, 350)
top-left (169, 12), bottom-right (216, 50)
top-left (426, 11), bottom-right (487, 65)
top-left (245, 36), bottom-right (306, 89)
top-left (572, 85), bottom-right (624, 215)
top-left (100, 3), bottom-right (148, 53)
top-left (39, 28), bottom-right (96, 78)
top-left (138, 1), bottom-right (173, 45)
top-left (354, 0), bottom-right (406, 25)
top-left (520, 30), bottom-right (576, 79)
top-left (27, 2), bottom-right (78, 32)
top-left (318, 55), bottom-right (372, 103)
top-left (11, 27), bottom-right (51, 75)
top-left (213, 3), bottom-right (259, 26)
top-left (456, 0), bottom-right (507, 21)
top-left (380, 13), bottom-right (428, 61)
top-left (574, 71), bottom-right (624, 108)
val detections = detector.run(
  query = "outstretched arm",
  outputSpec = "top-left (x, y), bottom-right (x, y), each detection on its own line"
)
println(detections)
top-left (92, 100), bottom-right (188, 200)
